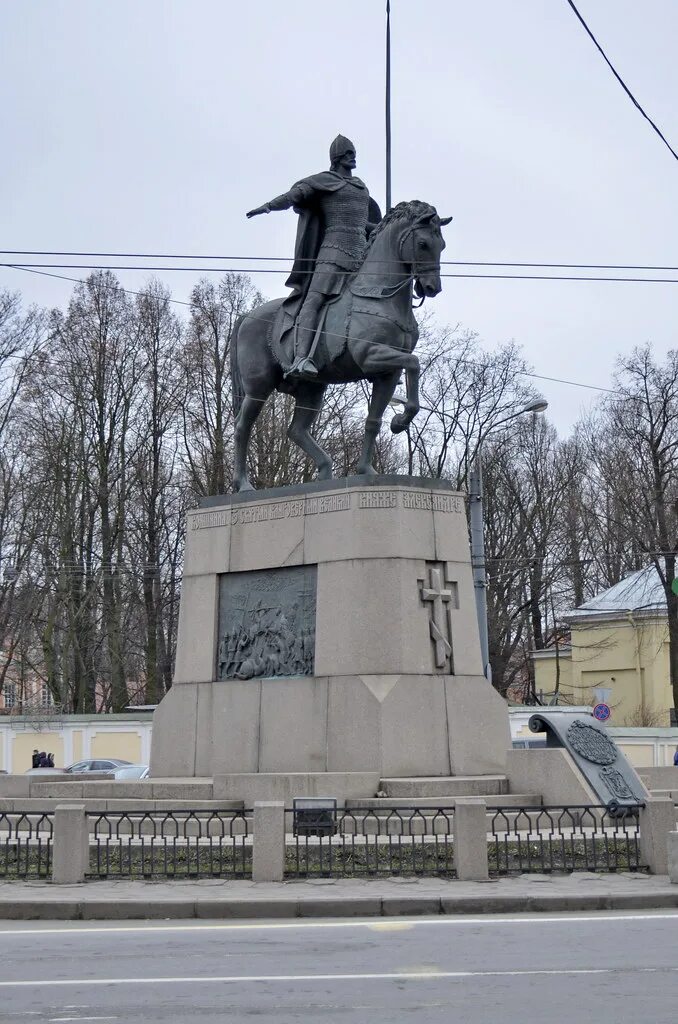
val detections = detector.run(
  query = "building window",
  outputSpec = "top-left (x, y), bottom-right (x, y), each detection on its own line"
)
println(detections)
top-left (4, 684), bottom-right (15, 709)
top-left (40, 686), bottom-right (53, 709)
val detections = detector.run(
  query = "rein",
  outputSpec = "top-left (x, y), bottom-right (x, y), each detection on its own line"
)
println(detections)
top-left (377, 219), bottom-right (438, 307)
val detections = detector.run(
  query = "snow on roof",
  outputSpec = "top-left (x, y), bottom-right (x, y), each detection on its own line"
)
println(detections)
top-left (565, 566), bottom-right (666, 621)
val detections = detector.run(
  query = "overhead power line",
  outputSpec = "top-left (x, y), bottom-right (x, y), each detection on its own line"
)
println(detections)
top-left (566, 0), bottom-right (678, 163)
top-left (1, 263), bottom-right (626, 399)
top-left (3, 250), bottom-right (678, 272)
top-left (4, 261), bottom-right (678, 284)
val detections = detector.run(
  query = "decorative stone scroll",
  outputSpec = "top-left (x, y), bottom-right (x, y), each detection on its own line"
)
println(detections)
top-left (528, 711), bottom-right (644, 811)
top-left (217, 565), bottom-right (317, 680)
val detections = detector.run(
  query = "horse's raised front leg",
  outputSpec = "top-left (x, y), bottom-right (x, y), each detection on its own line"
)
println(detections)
top-left (356, 370), bottom-right (401, 476)
top-left (234, 395), bottom-right (264, 492)
top-left (390, 362), bottom-right (420, 435)
top-left (287, 383), bottom-right (332, 480)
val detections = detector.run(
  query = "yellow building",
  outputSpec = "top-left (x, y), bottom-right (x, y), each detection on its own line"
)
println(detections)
top-left (0, 712), bottom-right (153, 773)
top-left (532, 568), bottom-right (672, 727)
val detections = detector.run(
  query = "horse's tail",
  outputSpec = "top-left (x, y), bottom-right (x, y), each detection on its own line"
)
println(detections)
top-left (230, 315), bottom-right (245, 419)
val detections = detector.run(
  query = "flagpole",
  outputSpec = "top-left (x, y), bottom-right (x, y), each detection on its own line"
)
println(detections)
top-left (385, 0), bottom-right (392, 212)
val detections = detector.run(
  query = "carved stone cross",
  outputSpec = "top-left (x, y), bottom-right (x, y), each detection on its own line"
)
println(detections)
top-left (420, 564), bottom-right (456, 671)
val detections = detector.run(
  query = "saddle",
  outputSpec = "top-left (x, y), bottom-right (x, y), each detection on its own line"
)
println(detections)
top-left (268, 294), bottom-right (348, 380)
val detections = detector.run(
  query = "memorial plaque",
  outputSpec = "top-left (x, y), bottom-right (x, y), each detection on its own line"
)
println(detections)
top-left (217, 566), bottom-right (317, 680)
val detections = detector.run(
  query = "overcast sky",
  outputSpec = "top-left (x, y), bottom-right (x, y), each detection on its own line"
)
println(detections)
top-left (2, 0), bottom-right (677, 434)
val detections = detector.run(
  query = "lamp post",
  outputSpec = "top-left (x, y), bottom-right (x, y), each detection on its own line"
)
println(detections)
top-left (469, 400), bottom-right (548, 682)
top-left (388, 394), bottom-right (549, 682)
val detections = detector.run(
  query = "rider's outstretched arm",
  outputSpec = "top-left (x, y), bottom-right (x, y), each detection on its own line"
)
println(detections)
top-left (246, 181), bottom-right (315, 218)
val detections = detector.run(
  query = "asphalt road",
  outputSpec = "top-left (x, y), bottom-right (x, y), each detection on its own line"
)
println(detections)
top-left (2, 910), bottom-right (678, 1022)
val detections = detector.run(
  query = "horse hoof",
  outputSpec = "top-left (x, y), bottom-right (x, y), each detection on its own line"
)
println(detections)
top-left (317, 465), bottom-right (333, 481)
top-left (234, 480), bottom-right (255, 494)
top-left (356, 464), bottom-right (377, 477)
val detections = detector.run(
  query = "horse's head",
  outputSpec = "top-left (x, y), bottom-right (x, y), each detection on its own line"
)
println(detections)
top-left (397, 201), bottom-right (452, 300)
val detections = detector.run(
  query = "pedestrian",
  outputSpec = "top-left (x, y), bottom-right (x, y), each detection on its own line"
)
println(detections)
top-left (47, 753), bottom-right (55, 768)
top-left (673, 746), bottom-right (678, 767)
top-left (31, 749), bottom-right (39, 769)
top-left (38, 751), bottom-right (48, 768)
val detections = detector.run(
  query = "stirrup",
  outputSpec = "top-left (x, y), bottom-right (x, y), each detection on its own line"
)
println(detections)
top-left (284, 357), bottom-right (319, 381)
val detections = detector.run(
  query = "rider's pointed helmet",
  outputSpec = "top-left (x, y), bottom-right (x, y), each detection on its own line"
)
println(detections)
top-left (330, 134), bottom-right (355, 166)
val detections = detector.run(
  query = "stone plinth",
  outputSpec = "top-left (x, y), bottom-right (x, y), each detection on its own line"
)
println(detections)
top-left (150, 476), bottom-right (510, 783)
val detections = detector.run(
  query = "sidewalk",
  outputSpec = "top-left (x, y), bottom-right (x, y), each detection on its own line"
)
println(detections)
top-left (0, 873), bottom-right (677, 920)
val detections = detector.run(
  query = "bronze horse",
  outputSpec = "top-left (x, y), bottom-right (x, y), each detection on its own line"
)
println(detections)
top-left (230, 200), bottom-right (451, 492)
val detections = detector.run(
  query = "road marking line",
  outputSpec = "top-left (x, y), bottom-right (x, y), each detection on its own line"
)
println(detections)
top-left (50, 1018), bottom-right (117, 1022)
top-left (367, 922), bottom-right (415, 931)
top-left (2, 967), bottom-right (678, 988)
top-left (0, 912), bottom-right (677, 938)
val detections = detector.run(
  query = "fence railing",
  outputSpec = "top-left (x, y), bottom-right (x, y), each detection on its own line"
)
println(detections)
top-left (0, 811), bottom-right (53, 878)
top-left (285, 806), bottom-right (456, 878)
top-left (87, 809), bottom-right (252, 879)
top-left (489, 805), bottom-right (645, 875)
top-left (1, 798), bottom-right (668, 883)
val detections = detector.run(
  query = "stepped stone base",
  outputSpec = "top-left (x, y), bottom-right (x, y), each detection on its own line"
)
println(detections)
top-left (213, 772), bottom-right (380, 805)
top-left (150, 672), bottom-right (510, 779)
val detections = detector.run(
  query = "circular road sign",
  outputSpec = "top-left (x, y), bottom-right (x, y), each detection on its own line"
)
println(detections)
top-left (593, 702), bottom-right (611, 723)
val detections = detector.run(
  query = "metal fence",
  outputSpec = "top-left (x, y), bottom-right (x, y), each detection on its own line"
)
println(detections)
top-left (489, 805), bottom-right (645, 875)
top-left (0, 811), bottom-right (53, 878)
top-left (286, 806), bottom-right (456, 878)
top-left (87, 809), bottom-right (252, 879)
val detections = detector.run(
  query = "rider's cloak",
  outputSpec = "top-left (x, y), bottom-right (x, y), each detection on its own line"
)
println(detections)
top-left (277, 171), bottom-right (382, 338)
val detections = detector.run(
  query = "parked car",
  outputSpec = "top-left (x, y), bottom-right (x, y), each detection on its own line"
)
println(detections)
top-left (108, 764), bottom-right (149, 781)
top-left (64, 758), bottom-right (132, 773)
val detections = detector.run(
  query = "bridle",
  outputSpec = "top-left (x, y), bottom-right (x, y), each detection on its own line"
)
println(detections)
top-left (379, 216), bottom-right (441, 307)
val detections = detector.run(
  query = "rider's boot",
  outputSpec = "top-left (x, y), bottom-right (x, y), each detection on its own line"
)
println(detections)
top-left (285, 305), bottom-right (321, 381)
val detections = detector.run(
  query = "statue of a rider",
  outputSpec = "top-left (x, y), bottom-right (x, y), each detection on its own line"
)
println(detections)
top-left (246, 135), bottom-right (382, 381)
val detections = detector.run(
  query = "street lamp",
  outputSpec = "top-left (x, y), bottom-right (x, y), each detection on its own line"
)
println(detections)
top-left (469, 400), bottom-right (548, 683)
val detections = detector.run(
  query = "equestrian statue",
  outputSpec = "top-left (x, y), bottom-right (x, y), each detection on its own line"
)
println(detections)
top-left (233, 134), bottom-right (451, 492)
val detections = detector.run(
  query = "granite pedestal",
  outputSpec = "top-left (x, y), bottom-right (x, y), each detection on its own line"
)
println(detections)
top-left (150, 477), bottom-right (510, 790)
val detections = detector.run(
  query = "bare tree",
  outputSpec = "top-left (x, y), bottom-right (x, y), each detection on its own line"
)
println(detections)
top-left (48, 272), bottom-right (141, 711)
top-left (481, 418), bottom-right (577, 697)
top-left (403, 324), bottom-right (537, 486)
top-left (182, 275), bottom-right (262, 496)
top-left (0, 292), bottom-right (46, 697)
top-left (131, 282), bottom-right (185, 703)
top-left (583, 346), bottom-right (678, 710)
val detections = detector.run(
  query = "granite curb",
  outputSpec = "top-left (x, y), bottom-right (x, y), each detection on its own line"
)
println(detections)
top-left (1, 886), bottom-right (677, 920)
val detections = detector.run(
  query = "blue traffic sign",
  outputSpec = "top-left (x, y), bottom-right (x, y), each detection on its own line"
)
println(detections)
top-left (593, 702), bottom-right (611, 723)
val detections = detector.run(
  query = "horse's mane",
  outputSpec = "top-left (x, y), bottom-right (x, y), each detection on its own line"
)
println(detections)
top-left (366, 200), bottom-right (439, 252)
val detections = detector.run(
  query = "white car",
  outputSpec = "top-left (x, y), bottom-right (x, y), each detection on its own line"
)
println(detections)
top-left (65, 758), bottom-right (132, 773)
top-left (109, 764), bottom-right (150, 780)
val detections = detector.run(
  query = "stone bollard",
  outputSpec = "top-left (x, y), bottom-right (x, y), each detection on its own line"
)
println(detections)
top-left (52, 803), bottom-right (90, 884)
top-left (668, 832), bottom-right (678, 883)
top-left (453, 798), bottom-right (489, 881)
top-left (252, 801), bottom-right (285, 882)
top-left (639, 797), bottom-right (676, 875)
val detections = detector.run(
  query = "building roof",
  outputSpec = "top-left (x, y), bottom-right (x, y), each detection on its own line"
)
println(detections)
top-left (565, 566), bottom-right (666, 622)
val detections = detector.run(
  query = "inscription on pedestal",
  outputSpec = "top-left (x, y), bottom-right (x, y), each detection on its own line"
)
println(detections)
top-left (359, 491), bottom-right (398, 508)
top-left (217, 566), bottom-right (317, 680)
top-left (403, 492), bottom-right (464, 513)
top-left (191, 488), bottom-right (464, 529)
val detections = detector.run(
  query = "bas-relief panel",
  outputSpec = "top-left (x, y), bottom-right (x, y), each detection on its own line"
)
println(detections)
top-left (217, 565), bottom-right (317, 681)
